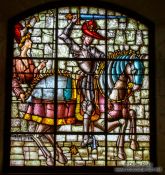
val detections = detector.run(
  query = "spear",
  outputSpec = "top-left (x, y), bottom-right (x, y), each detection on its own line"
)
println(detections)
top-left (66, 13), bottom-right (126, 21)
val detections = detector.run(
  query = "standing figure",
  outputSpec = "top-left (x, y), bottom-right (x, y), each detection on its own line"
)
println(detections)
top-left (12, 19), bottom-right (67, 165)
top-left (12, 18), bottom-right (46, 102)
top-left (59, 15), bottom-right (105, 146)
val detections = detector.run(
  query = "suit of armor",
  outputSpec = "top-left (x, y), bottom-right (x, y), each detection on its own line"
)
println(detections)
top-left (59, 20), bottom-right (105, 146)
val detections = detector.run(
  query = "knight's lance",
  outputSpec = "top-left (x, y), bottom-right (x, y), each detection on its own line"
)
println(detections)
top-left (66, 13), bottom-right (126, 20)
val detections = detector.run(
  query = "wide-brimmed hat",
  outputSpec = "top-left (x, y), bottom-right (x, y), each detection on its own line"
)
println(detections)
top-left (82, 20), bottom-right (105, 40)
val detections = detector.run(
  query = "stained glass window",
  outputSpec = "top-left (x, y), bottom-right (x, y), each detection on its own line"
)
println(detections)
top-left (5, 3), bottom-right (155, 174)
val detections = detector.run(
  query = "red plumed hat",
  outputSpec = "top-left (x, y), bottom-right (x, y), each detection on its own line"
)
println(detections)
top-left (82, 20), bottom-right (105, 40)
top-left (14, 22), bottom-right (31, 47)
top-left (14, 22), bottom-right (24, 44)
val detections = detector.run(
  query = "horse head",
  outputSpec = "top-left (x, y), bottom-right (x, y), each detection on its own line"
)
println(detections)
top-left (98, 52), bottom-right (144, 96)
top-left (129, 54), bottom-right (144, 91)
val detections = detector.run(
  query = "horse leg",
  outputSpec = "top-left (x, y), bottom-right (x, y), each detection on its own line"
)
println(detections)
top-left (129, 109), bottom-right (139, 150)
top-left (117, 118), bottom-right (128, 160)
top-left (107, 119), bottom-right (126, 159)
top-left (32, 134), bottom-right (54, 166)
top-left (56, 143), bottom-right (67, 164)
top-left (108, 120), bottom-right (121, 132)
top-left (45, 134), bottom-right (67, 164)
top-left (32, 124), bottom-right (54, 166)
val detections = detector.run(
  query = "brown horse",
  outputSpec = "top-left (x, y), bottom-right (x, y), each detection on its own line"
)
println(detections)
top-left (97, 52), bottom-right (144, 159)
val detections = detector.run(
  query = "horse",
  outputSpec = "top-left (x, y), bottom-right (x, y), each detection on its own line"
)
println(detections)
top-left (23, 73), bottom-right (76, 166)
top-left (98, 51), bottom-right (144, 159)
top-left (23, 51), bottom-right (144, 164)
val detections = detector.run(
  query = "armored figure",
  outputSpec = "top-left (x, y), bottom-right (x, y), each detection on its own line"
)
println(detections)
top-left (59, 14), bottom-right (143, 159)
top-left (59, 15), bottom-right (105, 146)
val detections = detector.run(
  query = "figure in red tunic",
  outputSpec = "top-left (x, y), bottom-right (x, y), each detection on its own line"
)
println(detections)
top-left (12, 17), bottom-right (46, 102)
top-left (12, 18), bottom-right (67, 165)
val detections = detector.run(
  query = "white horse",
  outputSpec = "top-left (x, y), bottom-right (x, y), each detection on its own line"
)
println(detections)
top-left (24, 74), bottom-right (73, 165)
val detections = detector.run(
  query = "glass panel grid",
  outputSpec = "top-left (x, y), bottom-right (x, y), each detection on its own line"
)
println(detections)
top-left (10, 6), bottom-right (150, 169)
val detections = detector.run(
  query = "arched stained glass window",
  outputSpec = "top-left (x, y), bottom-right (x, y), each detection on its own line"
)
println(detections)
top-left (4, 1), bottom-right (155, 174)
